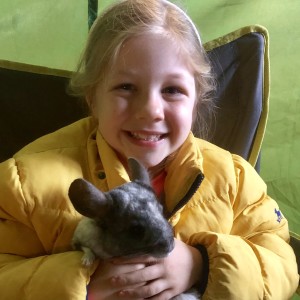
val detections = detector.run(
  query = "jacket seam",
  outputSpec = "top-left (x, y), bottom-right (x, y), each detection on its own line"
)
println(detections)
top-left (15, 145), bottom-right (87, 158)
top-left (14, 158), bottom-right (30, 214)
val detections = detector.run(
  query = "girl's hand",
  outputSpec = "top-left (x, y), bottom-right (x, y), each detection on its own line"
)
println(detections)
top-left (87, 260), bottom-right (146, 300)
top-left (111, 238), bottom-right (203, 299)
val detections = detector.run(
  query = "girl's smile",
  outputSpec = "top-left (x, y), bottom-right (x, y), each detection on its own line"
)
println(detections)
top-left (92, 33), bottom-right (196, 169)
top-left (127, 131), bottom-right (167, 143)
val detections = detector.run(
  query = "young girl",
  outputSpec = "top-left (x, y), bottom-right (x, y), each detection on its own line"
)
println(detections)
top-left (0, 0), bottom-right (298, 299)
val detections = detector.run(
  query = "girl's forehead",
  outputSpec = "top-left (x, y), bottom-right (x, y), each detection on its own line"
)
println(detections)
top-left (114, 34), bottom-right (190, 66)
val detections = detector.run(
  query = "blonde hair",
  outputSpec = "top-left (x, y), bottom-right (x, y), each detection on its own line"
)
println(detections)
top-left (69, 0), bottom-right (215, 139)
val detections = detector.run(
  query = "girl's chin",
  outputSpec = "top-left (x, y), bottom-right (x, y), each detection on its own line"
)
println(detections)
top-left (131, 156), bottom-right (164, 168)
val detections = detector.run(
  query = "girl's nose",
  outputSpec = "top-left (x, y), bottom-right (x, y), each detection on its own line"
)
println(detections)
top-left (134, 91), bottom-right (164, 121)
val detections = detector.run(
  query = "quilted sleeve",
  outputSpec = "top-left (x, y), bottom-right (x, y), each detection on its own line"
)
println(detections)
top-left (188, 155), bottom-right (299, 299)
top-left (0, 252), bottom-right (92, 300)
top-left (0, 158), bottom-right (93, 299)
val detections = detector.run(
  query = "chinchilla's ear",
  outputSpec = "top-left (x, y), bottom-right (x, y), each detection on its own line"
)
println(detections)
top-left (68, 178), bottom-right (110, 218)
top-left (128, 158), bottom-right (150, 185)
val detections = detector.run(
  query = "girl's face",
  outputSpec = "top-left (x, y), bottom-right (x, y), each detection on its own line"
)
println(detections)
top-left (92, 34), bottom-right (196, 169)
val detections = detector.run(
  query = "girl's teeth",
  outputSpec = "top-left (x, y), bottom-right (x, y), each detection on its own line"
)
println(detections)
top-left (131, 132), bottom-right (161, 141)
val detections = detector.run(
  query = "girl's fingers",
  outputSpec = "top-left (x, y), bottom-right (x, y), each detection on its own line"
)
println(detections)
top-left (112, 255), bottom-right (159, 265)
top-left (95, 260), bottom-right (146, 279)
top-left (118, 279), bottom-right (172, 299)
top-left (111, 263), bottom-right (164, 287)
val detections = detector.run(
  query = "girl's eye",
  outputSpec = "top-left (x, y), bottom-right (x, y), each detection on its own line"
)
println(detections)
top-left (116, 83), bottom-right (135, 91)
top-left (162, 86), bottom-right (183, 95)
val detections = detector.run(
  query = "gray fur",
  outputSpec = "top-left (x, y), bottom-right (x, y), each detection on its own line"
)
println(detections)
top-left (69, 158), bottom-right (200, 299)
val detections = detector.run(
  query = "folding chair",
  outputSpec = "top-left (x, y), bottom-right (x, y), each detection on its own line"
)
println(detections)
top-left (202, 25), bottom-right (269, 173)
top-left (0, 61), bottom-right (88, 162)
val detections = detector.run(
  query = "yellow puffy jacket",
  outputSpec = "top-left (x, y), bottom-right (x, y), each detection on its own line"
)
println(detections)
top-left (0, 117), bottom-right (298, 299)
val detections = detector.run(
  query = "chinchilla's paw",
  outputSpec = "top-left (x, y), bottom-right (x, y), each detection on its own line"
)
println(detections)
top-left (81, 247), bottom-right (96, 267)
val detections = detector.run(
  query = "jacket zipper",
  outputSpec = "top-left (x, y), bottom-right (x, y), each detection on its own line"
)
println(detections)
top-left (167, 172), bottom-right (205, 218)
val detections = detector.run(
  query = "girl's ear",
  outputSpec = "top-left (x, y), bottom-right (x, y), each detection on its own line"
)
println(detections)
top-left (85, 90), bottom-right (98, 119)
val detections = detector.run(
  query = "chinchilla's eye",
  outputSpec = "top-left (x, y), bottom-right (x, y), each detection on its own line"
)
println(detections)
top-left (129, 224), bottom-right (145, 239)
top-left (97, 220), bottom-right (108, 231)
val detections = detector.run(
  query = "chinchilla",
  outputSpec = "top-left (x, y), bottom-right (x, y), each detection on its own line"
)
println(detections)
top-left (68, 157), bottom-right (200, 300)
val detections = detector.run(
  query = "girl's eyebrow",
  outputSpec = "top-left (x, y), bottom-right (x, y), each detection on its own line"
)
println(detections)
top-left (165, 72), bottom-right (195, 83)
top-left (113, 70), bottom-right (190, 79)
top-left (111, 69), bottom-right (138, 77)
top-left (167, 73), bottom-right (189, 79)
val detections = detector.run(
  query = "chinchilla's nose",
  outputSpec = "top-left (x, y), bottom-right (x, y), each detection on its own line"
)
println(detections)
top-left (154, 234), bottom-right (175, 256)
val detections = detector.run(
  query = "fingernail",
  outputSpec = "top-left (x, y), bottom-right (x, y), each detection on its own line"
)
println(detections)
top-left (111, 276), bottom-right (125, 286)
top-left (111, 276), bottom-right (117, 285)
top-left (119, 290), bottom-right (129, 297)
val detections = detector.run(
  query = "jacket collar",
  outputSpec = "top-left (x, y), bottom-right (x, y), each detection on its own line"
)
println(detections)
top-left (96, 132), bottom-right (130, 189)
top-left (164, 132), bottom-right (204, 214)
top-left (92, 130), bottom-right (204, 215)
